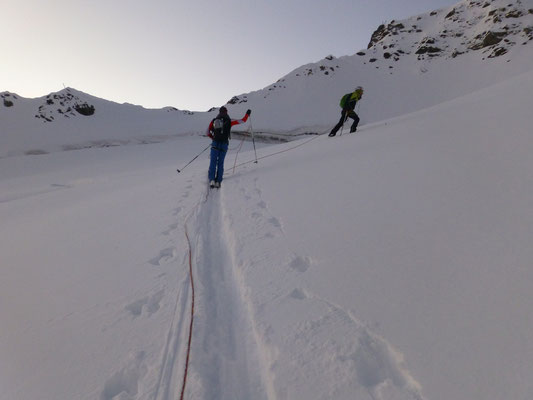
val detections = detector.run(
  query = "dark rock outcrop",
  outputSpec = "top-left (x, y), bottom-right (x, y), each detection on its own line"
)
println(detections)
top-left (74, 103), bottom-right (95, 116)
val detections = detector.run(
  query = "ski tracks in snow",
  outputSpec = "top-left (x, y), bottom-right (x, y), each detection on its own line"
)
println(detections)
top-left (98, 179), bottom-right (198, 400)
top-left (180, 185), bottom-right (273, 400)
top-left (122, 171), bottom-right (426, 400)
top-left (217, 176), bottom-right (426, 400)
top-left (135, 173), bottom-right (274, 400)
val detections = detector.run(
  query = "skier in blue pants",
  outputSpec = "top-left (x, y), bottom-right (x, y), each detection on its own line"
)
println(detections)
top-left (208, 141), bottom-right (229, 186)
top-left (207, 106), bottom-right (251, 188)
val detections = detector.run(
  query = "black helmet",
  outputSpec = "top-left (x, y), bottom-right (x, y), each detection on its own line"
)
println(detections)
top-left (219, 106), bottom-right (228, 114)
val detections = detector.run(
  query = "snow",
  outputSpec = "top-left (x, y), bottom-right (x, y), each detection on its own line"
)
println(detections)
top-left (2, 0), bottom-right (533, 399)
top-left (214, 70), bottom-right (533, 400)
top-left (2, 67), bottom-right (532, 399)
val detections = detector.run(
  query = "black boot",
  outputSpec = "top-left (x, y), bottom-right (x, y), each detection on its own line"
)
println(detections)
top-left (350, 114), bottom-right (360, 133)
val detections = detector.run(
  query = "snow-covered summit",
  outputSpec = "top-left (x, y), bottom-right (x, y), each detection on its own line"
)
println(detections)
top-left (3, 87), bottom-right (193, 123)
top-left (32, 88), bottom-right (97, 122)
top-left (1, 91), bottom-right (20, 108)
top-left (0, 88), bottom-right (209, 158)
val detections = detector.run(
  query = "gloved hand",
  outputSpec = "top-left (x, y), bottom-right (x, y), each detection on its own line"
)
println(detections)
top-left (246, 109), bottom-right (251, 115)
top-left (208, 132), bottom-right (213, 139)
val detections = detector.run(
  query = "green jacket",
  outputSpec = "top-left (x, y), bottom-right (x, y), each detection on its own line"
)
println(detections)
top-left (340, 90), bottom-right (362, 110)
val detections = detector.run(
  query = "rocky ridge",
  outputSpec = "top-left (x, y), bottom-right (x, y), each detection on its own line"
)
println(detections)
top-left (227, 0), bottom-right (533, 105)
top-left (1, 92), bottom-right (17, 108)
top-left (34, 88), bottom-right (96, 122)
top-left (361, 0), bottom-right (533, 63)
top-left (1, 87), bottom-right (193, 124)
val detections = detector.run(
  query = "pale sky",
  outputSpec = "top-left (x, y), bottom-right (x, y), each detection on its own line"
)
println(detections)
top-left (2, 0), bottom-right (458, 111)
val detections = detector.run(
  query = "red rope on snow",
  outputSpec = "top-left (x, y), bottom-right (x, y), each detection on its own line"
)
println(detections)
top-left (180, 226), bottom-right (196, 400)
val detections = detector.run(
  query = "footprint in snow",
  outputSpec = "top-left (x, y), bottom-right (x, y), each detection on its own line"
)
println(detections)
top-left (125, 298), bottom-right (147, 317)
top-left (125, 290), bottom-right (165, 318)
top-left (289, 288), bottom-right (308, 300)
top-left (268, 217), bottom-right (282, 229)
top-left (162, 223), bottom-right (179, 236)
top-left (149, 247), bottom-right (177, 266)
top-left (100, 351), bottom-right (147, 400)
top-left (289, 255), bottom-right (312, 273)
top-left (353, 330), bottom-right (425, 400)
top-left (145, 290), bottom-right (165, 314)
top-left (240, 187), bottom-right (252, 200)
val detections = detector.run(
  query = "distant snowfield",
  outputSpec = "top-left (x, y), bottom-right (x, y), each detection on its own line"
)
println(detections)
top-left (1, 67), bottom-right (532, 400)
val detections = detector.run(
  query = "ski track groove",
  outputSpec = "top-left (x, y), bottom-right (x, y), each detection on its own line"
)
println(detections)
top-left (182, 184), bottom-right (271, 400)
top-left (152, 275), bottom-right (190, 400)
top-left (152, 181), bottom-right (209, 400)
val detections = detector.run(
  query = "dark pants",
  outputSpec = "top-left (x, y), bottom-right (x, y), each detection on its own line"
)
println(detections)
top-left (330, 109), bottom-right (360, 136)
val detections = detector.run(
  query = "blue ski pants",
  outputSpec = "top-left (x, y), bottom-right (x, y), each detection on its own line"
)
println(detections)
top-left (208, 141), bottom-right (228, 183)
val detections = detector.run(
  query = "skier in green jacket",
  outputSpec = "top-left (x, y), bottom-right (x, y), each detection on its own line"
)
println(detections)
top-left (329, 86), bottom-right (364, 137)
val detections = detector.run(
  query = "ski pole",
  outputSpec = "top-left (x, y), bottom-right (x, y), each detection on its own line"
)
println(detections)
top-left (177, 143), bottom-right (211, 173)
top-left (250, 116), bottom-right (258, 163)
top-left (340, 112), bottom-right (349, 136)
top-left (232, 137), bottom-right (245, 174)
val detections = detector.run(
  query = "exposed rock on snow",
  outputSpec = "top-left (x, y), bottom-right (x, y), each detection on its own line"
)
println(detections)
top-left (227, 95), bottom-right (248, 104)
top-left (364, 0), bottom-right (533, 61)
top-left (34, 88), bottom-right (97, 122)
top-left (1, 91), bottom-right (17, 107)
top-left (235, 0), bottom-right (533, 119)
top-left (74, 102), bottom-right (95, 116)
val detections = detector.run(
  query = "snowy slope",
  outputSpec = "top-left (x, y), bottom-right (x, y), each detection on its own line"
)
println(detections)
top-left (227, 0), bottom-right (533, 132)
top-left (1, 0), bottom-right (533, 399)
top-left (1, 66), bottom-right (532, 400)
top-left (217, 69), bottom-right (533, 400)
top-left (2, 0), bottom-right (532, 157)
top-left (0, 88), bottom-right (211, 158)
